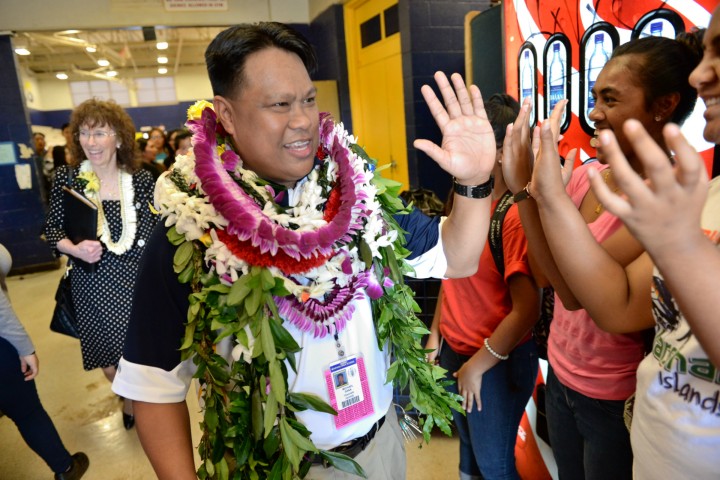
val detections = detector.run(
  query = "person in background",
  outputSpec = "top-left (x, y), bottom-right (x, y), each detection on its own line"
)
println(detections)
top-left (426, 93), bottom-right (539, 480)
top-left (137, 138), bottom-right (162, 181)
top-left (166, 128), bottom-right (180, 155)
top-left (43, 123), bottom-right (75, 188)
top-left (42, 99), bottom-right (159, 431)
top-left (526, 9), bottom-right (720, 478)
top-left (52, 123), bottom-right (75, 170)
top-left (503, 35), bottom-right (703, 479)
top-left (162, 128), bottom-right (180, 169)
top-left (33, 132), bottom-right (48, 158)
top-left (147, 127), bottom-right (170, 168)
top-left (172, 129), bottom-right (193, 159)
top-left (34, 132), bottom-right (52, 202)
top-left (0, 244), bottom-right (89, 480)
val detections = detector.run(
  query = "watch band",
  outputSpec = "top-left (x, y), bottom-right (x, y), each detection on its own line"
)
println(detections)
top-left (512, 183), bottom-right (533, 203)
top-left (453, 175), bottom-right (494, 199)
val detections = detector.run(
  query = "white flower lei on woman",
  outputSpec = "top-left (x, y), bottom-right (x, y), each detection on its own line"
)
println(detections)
top-left (78, 160), bottom-right (137, 255)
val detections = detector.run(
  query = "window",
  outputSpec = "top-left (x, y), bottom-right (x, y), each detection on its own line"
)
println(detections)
top-left (135, 77), bottom-right (176, 105)
top-left (70, 80), bottom-right (130, 106)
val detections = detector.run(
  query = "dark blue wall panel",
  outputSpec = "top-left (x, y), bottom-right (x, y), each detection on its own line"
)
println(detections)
top-left (0, 35), bottom-right (57, 273)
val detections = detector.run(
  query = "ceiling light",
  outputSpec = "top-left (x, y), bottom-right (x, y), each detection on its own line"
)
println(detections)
top-left (106, 70), bottom-right (118, 77)
top-left (156, 41), bottom-right (168, 50)
top-left (15, 47), bottom-right (31, 55)
top-left (158, 67), bottom-right (168, 74)
top-left (86, 45), bottom-right (97, 53)
top-left (157, 56), bottom-right (168, 64)
top-left (97, 58), bottom-right (110, 67)
top-left (56, 72), bottom-right (68, 80)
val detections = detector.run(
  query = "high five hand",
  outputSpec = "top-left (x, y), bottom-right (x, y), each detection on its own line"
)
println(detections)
top-left (413, 72), bottom-right (496, 185)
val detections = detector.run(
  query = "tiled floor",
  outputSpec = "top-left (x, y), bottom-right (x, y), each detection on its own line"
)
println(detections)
top-left (1, 265), bottom-right (458, 479)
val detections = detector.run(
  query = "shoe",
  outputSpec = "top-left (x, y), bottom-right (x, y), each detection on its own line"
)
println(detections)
top-left (55, 452), bottom-right (89, 480)
top-left (123, 412), bottom-right (135, 430)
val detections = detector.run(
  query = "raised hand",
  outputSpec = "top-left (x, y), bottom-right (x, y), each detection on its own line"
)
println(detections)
top-left (589, 120), bottom-right (708, 254)
top-left (502, 101), bottom-right (534, 194)
top-left (414, 72), bottom-right (496, 185)
top-left (533, 98), bottom-right (567, 160)
top-left (532, 121), bottom-right (576, 202)
top-left (502, 99), bottom-right (568, 195)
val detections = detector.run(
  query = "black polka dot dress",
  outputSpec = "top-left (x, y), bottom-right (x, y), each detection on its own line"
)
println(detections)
top-left (44, 165), bottom-right (159, 371)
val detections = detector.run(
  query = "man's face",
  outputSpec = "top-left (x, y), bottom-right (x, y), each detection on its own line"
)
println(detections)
top-left (690, 7), bottom-right (720, 144)
top-left (214, 47), bottom-right (319, 188)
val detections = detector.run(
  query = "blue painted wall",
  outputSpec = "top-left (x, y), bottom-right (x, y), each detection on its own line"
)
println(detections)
top-left (30, 101), bottom-right (199, 133)
top-left (0, 34), bottom-right (58, 272)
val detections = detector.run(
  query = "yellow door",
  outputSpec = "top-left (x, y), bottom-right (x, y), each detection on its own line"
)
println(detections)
top-left (345, 0), bottom-right (409, 189)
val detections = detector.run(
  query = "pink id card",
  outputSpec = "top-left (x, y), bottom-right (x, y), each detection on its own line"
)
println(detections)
top-left (324, 355), bottom-right (374, 429)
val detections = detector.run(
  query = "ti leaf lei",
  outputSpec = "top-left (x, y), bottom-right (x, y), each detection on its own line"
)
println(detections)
top-left (157, 100), bottom-right (462, 480)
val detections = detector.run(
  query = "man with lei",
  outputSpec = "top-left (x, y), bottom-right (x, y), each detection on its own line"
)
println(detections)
top-left (113, 23), bottom-right (499, 480)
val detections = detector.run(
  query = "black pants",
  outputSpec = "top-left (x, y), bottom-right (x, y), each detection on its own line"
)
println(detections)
top-left (0, 337), bottom-right (72, 474)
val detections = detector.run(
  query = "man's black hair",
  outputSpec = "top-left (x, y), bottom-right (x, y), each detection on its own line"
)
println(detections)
top-left (205, 22), bottom-right (318, 98)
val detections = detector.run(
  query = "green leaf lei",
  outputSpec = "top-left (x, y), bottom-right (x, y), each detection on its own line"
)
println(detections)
top-left (166, 112), bottom-right (462, 480)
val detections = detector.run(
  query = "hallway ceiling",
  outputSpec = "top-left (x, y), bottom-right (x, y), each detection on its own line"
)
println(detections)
top-left (13, 27), bottom-right (230, 81)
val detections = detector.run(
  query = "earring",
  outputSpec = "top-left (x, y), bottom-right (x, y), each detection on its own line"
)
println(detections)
top-left (117, 143), bottom-right (121, 149)
top-left (654, 115), bottom-right (662, 122)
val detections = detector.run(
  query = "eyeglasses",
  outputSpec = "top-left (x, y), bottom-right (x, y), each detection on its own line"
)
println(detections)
top-left (78, 130), bottom-right (116, 141)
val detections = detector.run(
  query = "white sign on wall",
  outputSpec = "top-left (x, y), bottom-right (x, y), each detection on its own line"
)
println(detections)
top-left (163, 0), bottom-right (228, 11)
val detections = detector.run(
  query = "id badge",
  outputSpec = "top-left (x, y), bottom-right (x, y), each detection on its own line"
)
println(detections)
top-left (324, 355), bottom-right (374, 429)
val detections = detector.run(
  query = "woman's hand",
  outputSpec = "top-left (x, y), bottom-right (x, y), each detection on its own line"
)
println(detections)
top-left (20, 353), bottom-right (39, 381)
top-left (454, 351), bottom-right (493, 412)
top-left (425, 330), bottom-right (441, 365)
top-left (503, 99), bottom-right (568, 195)
top-left (73, 239), bottom-right (103, 264)
top-left (531, 121), bottom-right (576, 202)
top-left (502, 101), bottom-right (534, 194)
top-left (590, 120), bottom-right (708, 255)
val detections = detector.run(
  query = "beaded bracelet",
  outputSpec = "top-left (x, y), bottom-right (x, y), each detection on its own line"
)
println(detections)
top-left (484, 337), bottom-right (509, 361)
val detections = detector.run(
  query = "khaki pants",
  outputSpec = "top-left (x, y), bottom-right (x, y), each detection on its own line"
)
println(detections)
top-left (306, 406), bottom-right (407, 479)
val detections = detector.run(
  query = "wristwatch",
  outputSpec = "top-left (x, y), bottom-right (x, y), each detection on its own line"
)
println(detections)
top-left (513, 182), bottom-right (533, 203)
top-left (453, 175), bottom-right (494, 199)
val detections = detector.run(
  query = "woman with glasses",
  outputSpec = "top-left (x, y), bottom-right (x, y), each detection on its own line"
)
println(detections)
top-left (42, 99), bottom-right (159, 430)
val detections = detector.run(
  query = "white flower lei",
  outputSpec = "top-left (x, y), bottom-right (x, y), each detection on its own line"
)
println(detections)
top-left (79, 160), bottom-right (137, 255)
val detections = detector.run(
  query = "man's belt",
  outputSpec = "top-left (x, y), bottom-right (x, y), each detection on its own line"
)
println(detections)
top-left (309, 415), bottom-right (387, 466)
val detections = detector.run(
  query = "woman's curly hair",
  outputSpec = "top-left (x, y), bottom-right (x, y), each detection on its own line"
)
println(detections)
top-left (68, 99), bottom-right (140, 172)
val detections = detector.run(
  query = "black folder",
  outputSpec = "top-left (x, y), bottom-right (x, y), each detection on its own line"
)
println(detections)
top-left (62, 186), bottom-right (99, 273)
